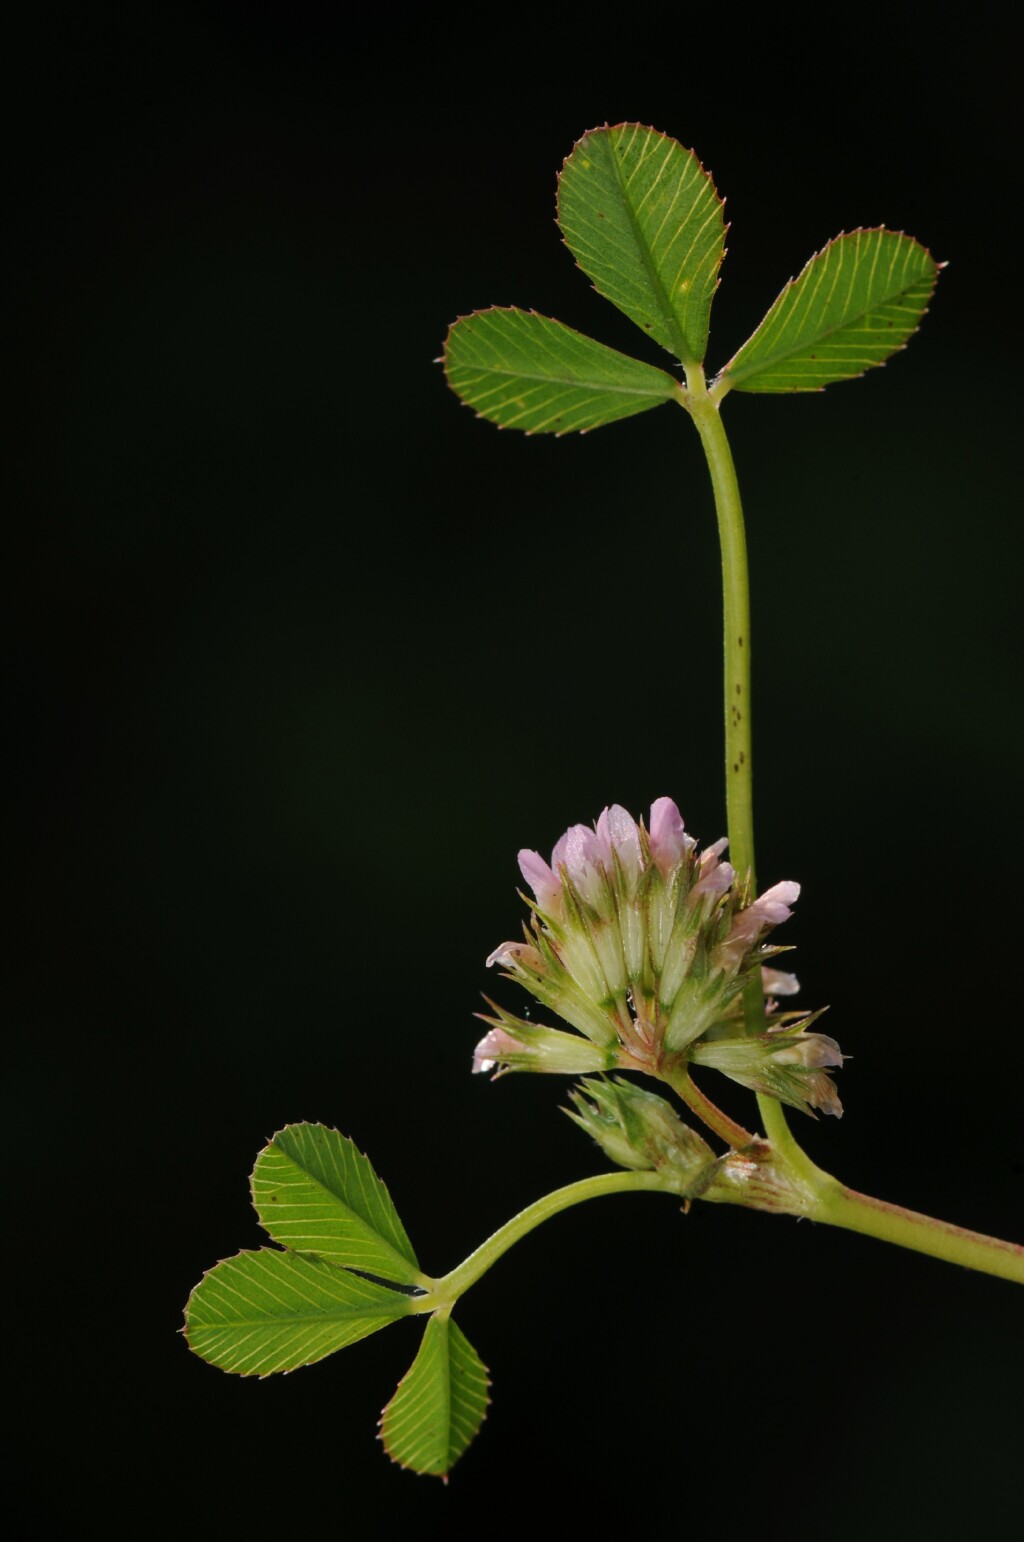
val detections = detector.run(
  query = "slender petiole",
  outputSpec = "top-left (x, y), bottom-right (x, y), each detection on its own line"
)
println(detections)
top-left (681, 360), bottom-right (1024, 1285)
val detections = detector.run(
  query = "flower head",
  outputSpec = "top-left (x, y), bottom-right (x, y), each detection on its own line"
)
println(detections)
top-left (474, 797), bottom-right (843, 1116)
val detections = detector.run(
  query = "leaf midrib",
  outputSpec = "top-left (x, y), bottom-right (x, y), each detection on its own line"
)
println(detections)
top-left (607, 132), bottom-right (693, 367)
top-left (192, 1307), bottom-right (405, 1327)
top-left (453, 362), bottom-right (673, 397)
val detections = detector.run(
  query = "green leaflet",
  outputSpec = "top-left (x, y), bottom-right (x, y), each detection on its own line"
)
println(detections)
top-left (557, 124), bottom-right (726, 367)
top-left (380, 1314), bottom-right (490, 1478)
top-left (184, 1248), bottom-right (412, 1376)
top-left (717, 229), bottom-right (939, 393)
top-left (443, 307), bottom-right (678, 433)
top-left (251, 1122), bottom-right (422, 1286)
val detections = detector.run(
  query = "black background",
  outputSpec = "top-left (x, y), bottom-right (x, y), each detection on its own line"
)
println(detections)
top-left (14, 5), bottom-right (1022, 1535)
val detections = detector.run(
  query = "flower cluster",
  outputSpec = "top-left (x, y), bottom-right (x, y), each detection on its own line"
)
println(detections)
top-left (566, 1077), bottom-right (814, 1214)
top-left (474, 797), bottom-right (843, 1117)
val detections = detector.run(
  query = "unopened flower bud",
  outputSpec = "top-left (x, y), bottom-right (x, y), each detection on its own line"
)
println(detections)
top-left (566, 1077), bottom-right (715, 1190)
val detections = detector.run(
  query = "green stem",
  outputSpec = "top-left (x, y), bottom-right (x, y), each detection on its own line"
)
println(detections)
top-left (684, 367), bottom-right (765, 1040)
top-left (756, 1089), bottom-right (820, 1187)
top-left (683, 367), bottom-right (756, 893)
top-left (662, 1064), bottom-right (755, 1149)
top-left (680, 368), bottom-right (1023, 1285)
top-left (414, 1171), bottom-right (675, 1312)
top-left (684, 371), bottom-right (803, 1133)
top-left (811, 1178), bottom-right (1024, 1284)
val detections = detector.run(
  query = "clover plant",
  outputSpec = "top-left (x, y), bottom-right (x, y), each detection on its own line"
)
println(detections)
top-left (184, 126), bottom-right (1023, 1479)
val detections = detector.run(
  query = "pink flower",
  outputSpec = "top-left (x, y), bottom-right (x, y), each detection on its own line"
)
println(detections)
top-left (517, 848), bottom-right (562, 916)
top-left (691, 837), bottom-right (735, 902)
top-left (472, 1026), bottom-right (523, 1074)
top-left (551, 823), bottom-right (605, 907)
top-left (714, 881), bottom-right (801, 976)
top-left (762, 967), bottom-right (800, 997)
top-left (648, 796), bottom-right (691, 875)
top-left (482, 798), bottom-right (839, 1112)
top-left (594, 804), bottom-right (643, 887)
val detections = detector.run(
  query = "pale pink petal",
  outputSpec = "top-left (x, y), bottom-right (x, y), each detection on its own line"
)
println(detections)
top-left (558, 823), bottom-right (601, 881)
top-left (592, 809), bottom-right (613, 866)
top-left (771, 1033), bottom-right (843, 1069)
top-left (649, 796), bottom-right (690, 875)
top-left (554, 824), bottom-right (604, 905)
top-left (747, 881), bottom-right (800, 927)
top-left (595, 804), bottom-right (642, 882)
top-left (692, 856), bottom-right (735, 901)
top-left (761, 967), bottom-right (800, 997)
top-left (714, 881), bottom-right (800, 975)
top-left (472, 1026), bottom-right (523, 1074)
top-left (485, 940), bottom-right (543, 970)
top-left (517, 848), bottom-right (562, 913)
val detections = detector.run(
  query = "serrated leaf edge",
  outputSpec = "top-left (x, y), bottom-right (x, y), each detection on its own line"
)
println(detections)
top-left (378, 1314), bottom-right (492, 1480)
top-left (556, 122), bottom-right (729, 367)
top-left (182, 1245), bottom-right (412, 1378)
top-left (441, 304), bottom-right (680, 436)
top-left (715, 226), bottom-right (943, 393)
top-left (251, 1121), bottom-right (423, 1282)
